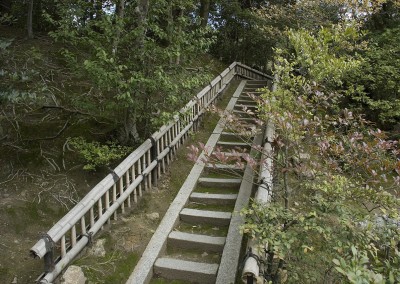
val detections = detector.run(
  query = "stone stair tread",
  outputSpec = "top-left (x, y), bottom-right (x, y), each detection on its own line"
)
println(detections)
top-left (205, 163), bottom-right (244, 172)
top-left (198, 177), bottom-right (242, 188)
top-left (233, 109), bottom-right (253, 114)
top-left (190, 192), bottom-right (238, 205)
top-left (236, 99), bottom-right (257, 104)
top-left (238, 117), bottom-right (256, 121)
top-left (235, 104), bottom-right (257, 108)
top-left (220, 132), bottom-right (254, 140)
top-left (180, 208), bottom-right (231, 226)
top-left (246, 82), bottom-right (268, 85)
top-left (217, 141), bottom-right (249, 147)
top-left (221, 151), bottom-right (247, 157)
top-left (154, 257), bottom-right (219, 284)
top-left (169, 231), bottom-right (226, 252)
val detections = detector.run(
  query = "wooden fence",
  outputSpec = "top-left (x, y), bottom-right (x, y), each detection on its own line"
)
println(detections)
top-left (29, 62), bottom-right (272, 283)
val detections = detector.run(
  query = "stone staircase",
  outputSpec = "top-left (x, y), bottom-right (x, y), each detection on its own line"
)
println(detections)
top-left (127, 80), bottom-right (269, 284)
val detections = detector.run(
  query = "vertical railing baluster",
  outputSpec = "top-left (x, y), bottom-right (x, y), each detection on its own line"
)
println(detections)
top-left (157, 138), bottom-right (161, 179)
top-left (132, 164), bottom-right (137, 203)
top-left (166, 130), bottom-right (171, 165)
top-left (98, 198), bottom-right (103, 221)
top-left (105, 189), bottom-right (110, 224)
top-left (138, 157), bottom-right (143, 196)
top-left (71, 226), bottom-right (76, 247)
top-left (81, 216), bottom-right (86, 235)
top-left (113, 184), bottom-right (117, 220)
top-left (61, 236), bottom-right (66, 258)
top-left (161, 134), bottom-right (166, 174)
top-left (126, 170), bottom-right (131, 208)
top-left (174, 122), bottom-right (178, 148)
top-left (147, 150), bottom-right (152, 189)
top-left (90, 207), bottom-right (94, 227)
top-left (120, 177), bottom-right (125, 214)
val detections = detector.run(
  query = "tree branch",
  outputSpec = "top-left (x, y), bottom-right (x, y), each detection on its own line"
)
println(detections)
top-left (41, 105), bottom-right (112, 124)
top-left (22, 117), bottom-right (71, 142)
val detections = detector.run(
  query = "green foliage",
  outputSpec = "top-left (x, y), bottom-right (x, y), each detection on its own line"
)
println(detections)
top-left (210, 0), bottom-right (346, 68)
top-left (351, 28), bottom-right (400, 124)
top-left (45, 0), bottom-right (213, 140)
top-left (334, 245), bottom-right (400, 284)
top-left (0, 38), bottom-right (48, 108)
top-left (68, 137), bottom-right (132, 170)
top-left (0, 37), bottom-right (13, 50)
top-left (0, 13), bottom-right (16, 25)
top-left (241, 23), bottom-right (400, 283)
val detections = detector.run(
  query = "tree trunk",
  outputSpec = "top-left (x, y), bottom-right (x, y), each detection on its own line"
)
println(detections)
top-left (120, 0), bottom-right (149, 143)
top-left (27, 0), bottom-right (34, 39)
top-left (113, 0), bottom-right (125, 56)
top-left (134, 0), bottom-right (150, 52)
top-left (199, 0), bottom-right (211, 27)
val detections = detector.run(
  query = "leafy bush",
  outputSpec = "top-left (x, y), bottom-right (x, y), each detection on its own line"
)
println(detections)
top-left (68, 137), bottom-right (132, 170)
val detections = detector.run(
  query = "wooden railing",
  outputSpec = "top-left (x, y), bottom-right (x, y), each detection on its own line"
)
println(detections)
top-left (29, 62), bottom-right (272, 283)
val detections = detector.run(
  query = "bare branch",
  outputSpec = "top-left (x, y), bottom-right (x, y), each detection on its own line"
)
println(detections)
top-left (22, 117), bottom-right (71, 142)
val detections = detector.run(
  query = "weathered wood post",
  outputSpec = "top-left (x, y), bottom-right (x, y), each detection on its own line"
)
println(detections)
top-left (42, 235), bottom-right (54, 273)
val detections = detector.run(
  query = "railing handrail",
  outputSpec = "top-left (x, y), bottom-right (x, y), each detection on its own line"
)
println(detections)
top-left (30, 62), bottom-right (271, 283)
top-left (236, 62), bottom-right (274, 80)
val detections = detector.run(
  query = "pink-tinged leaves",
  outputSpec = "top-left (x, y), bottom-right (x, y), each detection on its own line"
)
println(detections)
top-left (187, 144), bottom-right (200, 162)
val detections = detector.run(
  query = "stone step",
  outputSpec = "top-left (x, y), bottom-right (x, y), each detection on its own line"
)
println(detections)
top-left (240, 97), bottom-right (261, 102)
top-left (198, 177), bottom-right (242, 188)
top-left (243, 88), bottom-right (263, 92)
top-left (233, 109), bottom-right (254, 117)
top-left (235, 104), bottom-right (257, 109)
top-left (220, 132), bottom-right (253, 141)
top-left (240, 92), bottom-right (263, 97)
top-left (220, 151), bottom-right (247, 158)
top-left (168, 231), bottom-right (226, 253)
top-left (247, 80), bottom-right (268, 83)
top-left (180, 208), bottom-right (231, 226)
top-left (190, 192), bottom-right (238, 205)
top-left (245, 82), bottom-right (265, 86)
top-left (216, 141), bottom-right (250, 148)
top-left (247, 81), bottom-right (268, 85)
top-left (238, 117), bottom-right (256, 122)
top-left (154, 258), bottom-right (219, 284)
top-left (236, 98), bottom-right (257, 104)
top-left (204, 163), bottom-right (244, 174)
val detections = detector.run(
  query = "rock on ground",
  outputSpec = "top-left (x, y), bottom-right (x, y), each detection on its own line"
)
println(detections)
top-left (146, 212), bottom-right (160, 221)
top-left (88, 238), bottom-right (106, 257)
top-left (61, 265), bottom-right (86, 284)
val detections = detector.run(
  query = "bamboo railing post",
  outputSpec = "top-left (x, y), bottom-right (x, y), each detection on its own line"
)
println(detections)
top-left (71, 226), bottom-right (77, 247)
top-left (146, 150), bottom-right (151, 189)
top-left (132, 164), bottom-right (137, 203)
top-left (81, 217), bottom-right (86, 234)
top-left (61, 236), bottom-right (66, 258)
top-left (120, 178), bottom-right (125, 214)
top-left (112, 185), bottom-right (117, 220)
top-left (90, 207), bottom-right (95, 226)
top-left (161, 136), bottom-right (166, 174)
top-left (105, 190), bottom-right (110, 224)
top-left (126, 171), bottom-right (131, 208)
top-left (138, 158), bottom-right (143, 197)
